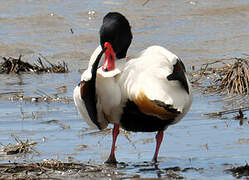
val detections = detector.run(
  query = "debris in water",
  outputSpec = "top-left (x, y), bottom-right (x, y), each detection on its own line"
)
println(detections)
top-left (70, 28), bottom-right (74, 34)
top-left (163, 166), bottom-right (181, 171)
top-left (0, 55), bottom-right (33, 74)
top-left (182, 167), bottom-right (204, 172)
top-left (74, 144), bottom-right (88, 151)
top-left (237, 138), bottom-right (249, 144)
top-left (0, 88), bottom-right (74, 103)
top-left (190, 56), bottom-right (249, 95)
top-left (164, 170), bottom-right (184, 179)
top-left (10, 94), bottom-right (73, 103)
top-left (39, 119), bottom-right (71, 130)
top-left (225, 163), bottom-right (249, 178)
top-left (88, 10), bottom-right (96, 20)
top-left (220, 58), bottom-right (249, 94)
top-left (234, 109), bottom-right (247, 120)
top-left (0, 159), bottom-right (122, 179)
top-left (203, 107), bottom-right (249, 119)
top-left (0, 55), bottom-right (69, 74)
top-left (0, 134), bottom-right (39, 156)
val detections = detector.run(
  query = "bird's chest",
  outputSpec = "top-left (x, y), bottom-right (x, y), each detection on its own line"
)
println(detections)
top-left (96, 74), bottom-right (122, 121)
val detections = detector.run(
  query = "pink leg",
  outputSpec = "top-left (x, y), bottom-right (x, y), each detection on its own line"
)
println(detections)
top-left (152, 130), bottom-right (164, 163)
top-left (105, 123), bottom-right (120, 164)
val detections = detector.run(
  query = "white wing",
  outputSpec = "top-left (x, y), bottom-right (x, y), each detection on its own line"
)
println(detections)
top-left (119, 45), bottom-right (192, 120)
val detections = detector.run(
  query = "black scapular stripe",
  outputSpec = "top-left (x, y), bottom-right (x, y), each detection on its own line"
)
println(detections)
top-left (80, 48), bottom-right (106, 130)
top-left (167, 59), bottom-right (189, 94)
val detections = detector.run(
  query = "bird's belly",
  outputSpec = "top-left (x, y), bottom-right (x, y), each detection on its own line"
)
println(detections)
top-left (120, 100), bottom-right (177, 132)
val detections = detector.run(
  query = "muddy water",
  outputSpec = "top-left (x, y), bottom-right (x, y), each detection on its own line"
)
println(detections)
top-left (1, 0), bottom-right (249, 179)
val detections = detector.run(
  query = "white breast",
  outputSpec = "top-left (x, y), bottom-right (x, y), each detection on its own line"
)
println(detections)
top-left (96, 68), bottom-right (122, 124)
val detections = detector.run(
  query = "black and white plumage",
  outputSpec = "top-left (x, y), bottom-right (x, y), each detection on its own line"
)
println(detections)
top-left (73, 12), bottom-right (193, 163)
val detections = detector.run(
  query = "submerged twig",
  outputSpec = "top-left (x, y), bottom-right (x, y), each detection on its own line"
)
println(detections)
top-left (203, 107), bottom-right (249, 118)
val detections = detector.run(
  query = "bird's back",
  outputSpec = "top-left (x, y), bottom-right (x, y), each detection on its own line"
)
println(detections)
top-left (117, 46), bottom-right (193, 132)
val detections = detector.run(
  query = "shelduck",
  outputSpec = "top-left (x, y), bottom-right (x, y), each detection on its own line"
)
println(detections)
top-left (74, 12), bottom-right (193, 163)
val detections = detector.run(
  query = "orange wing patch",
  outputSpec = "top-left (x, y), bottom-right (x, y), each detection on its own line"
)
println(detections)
top-left (80, 81), bottom-right (85, 97)
top-left (133, 90), bottom-right (179, 120)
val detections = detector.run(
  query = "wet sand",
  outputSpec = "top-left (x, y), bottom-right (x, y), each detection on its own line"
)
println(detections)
top-left (1, 0), bottom-right (249, 179)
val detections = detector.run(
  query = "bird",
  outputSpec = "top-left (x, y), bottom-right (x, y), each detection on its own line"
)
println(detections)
top-left (73, 12), bottom-right (193, 164)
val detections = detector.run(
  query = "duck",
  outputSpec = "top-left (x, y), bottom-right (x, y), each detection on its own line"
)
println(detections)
top-left (73, 12), bottom-right (193, 164)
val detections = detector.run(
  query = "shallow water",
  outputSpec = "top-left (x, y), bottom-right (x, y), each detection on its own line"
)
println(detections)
top-left (1, 0), bottom-right (249, 179)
